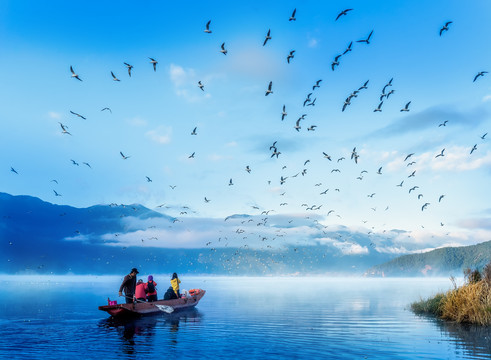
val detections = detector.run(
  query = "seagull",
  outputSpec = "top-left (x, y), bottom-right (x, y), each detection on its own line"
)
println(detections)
top-left (124, 62), bottom-right (133, 77)
top-left (83, 162), bottom-right (91, 168)
top-left (473, 71), bottom-right (488, 82)
top-left (70, 159), bottom-right (79, 166)
top-left (304, 160), bottom-right (310, 166)
top-left (342, 98), bottom-right (351, 112)
top-left (404, 153), bottom-right (414, 161)
top-left (312, 80), bottom-right (322, 90)
top-left (51, 179), bottom-right (58, 184)
top-left (322, 152), bottom-right (332, 161)
top-left (101, 107), bottom-right (112, 113)
top-left (408, 170), bottom-right (416, 178)
top-left (407, 161), bottom-right (416, 166)
top-left (337, 157), bottom-right (345, 162)
top-left (191, 127), bottom-right (197, 135)
top-left (470, 144), bottom-right (477, 154)
top-left (439, 21), bottom-right (452, 36)
top-left (204, 197), bottom-right (211, 203)
top-left (220, 43), bottom-right (227, 55)
top-left (294, 118), bottom-right (301, 132)
top-left (438, 120), bottom-right (448, 127)
top-left (198, 81), bottom-right (204, 91)
top-left (245, 166), bottom-right (251, 173)
top-left (377, 167), bottom-right (382, 174)
top-left (397, 181), bottom-right (404, 187)
top-left (70, 66), bottom-right (82, 81)
top-left (70, 111), bottom-right (86, 120)
top-left (263, 29), bottom-right (271, 46)
top-left (400, 101), bottom-right (411, 112)
top-left (53, 190), bottom-right (62, 197)
top-left (373, 102), bottom-right (383, 112)
top-left (438, 195), bottom-right (445, 202)
top-left (59, 122), bottom-right (71, 135)
top-left (281, 105), bottom-right (287, 120)
top-left (111, 71), bottom-right (120, 81)
top-left (265, 81), bottom-right (273, 96)
top-left (145, 176), bottom-right (152, 182)
top-left (10, 167), bottom-right (18, 174)
top-left (343, 42), bottom-right (353, 55)
top-left (421, 203), bottom-right (430, 211)
top-left (336, 8), bottom-right (353, 21)
top-left (120, 151), bottom-right (131, 160)
top-left (307, 125), bottom-right (316, 131)
top-left (229, 178), bottom-right (234, 186)
top-left (435, 148), bottom-right (445, 158)
top-left (287, 50), bottom-right (295, 63)
top-left (409, 186), bottom-right (419, 193)
top-left (169, 185), bottom-right (176, 189)
top-left (189, 152), bottom-right (195, 158)
top-left (289, 8), bottom-right (296, 21)
top-left (358, 80), bottom-right (369, 90)
top-left (306, 98), bottom-right (316, 106)
top-left (481, 133), bottom-right (488, 140)
top-left (357, 30), bottom-right (373, 44)
top-left (269, 141), bottom-right (277, 150)
top-left (149, 57), bottom-right (158, 71)
top-left (332, 54), bottom-right (342, 71)
top-left (204, 20), bottom-right (212, 33)
top-left (418, 194), bottom-right (423, 199)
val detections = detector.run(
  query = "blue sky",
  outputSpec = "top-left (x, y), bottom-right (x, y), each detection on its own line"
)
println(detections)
top-left (1, 0), bottom-right (490, 253)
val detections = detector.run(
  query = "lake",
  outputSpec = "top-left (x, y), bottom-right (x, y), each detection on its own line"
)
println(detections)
top-left (0, 276), bottom-right (489, 359)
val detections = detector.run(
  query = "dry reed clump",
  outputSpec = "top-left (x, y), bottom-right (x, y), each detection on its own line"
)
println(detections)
top-left (440, 280), bottom-right (491, 326)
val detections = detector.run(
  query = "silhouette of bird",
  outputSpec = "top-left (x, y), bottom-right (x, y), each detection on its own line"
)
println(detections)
top-left (59, 122), bottom-right (71, 135)
top-left (323, 152), bottom-right (332, 161)
top-left (111, 71), bottom-right (120, 81)
top-left (332, 54), bottom-right (342, 71)
top-left (146, 176), bottom-right (152, 182)
top-left (470, 144), bottom-right (477, 154)
top-left (336, 8), bottom-right (353, 21)
top-left (289, 8), bottom-right (296, 21)
top-left (374, 102), bottom-right (383, 112)
top-left (120, 151), bottom-right (130, 160)
top-left (101, 107), bottom-right (112, 113)
top-left (191, 127), bottom-right (197, 135)
top-left (70, 66), bottom-right (82, 81)
top-left (435, 148), bottom-right (445, 158)
top-left (481, 133), bottom-right (487, 140)
top-left (439, 21), bottom-right (452, 36)
top-left (83, 162), bottom-right (91, 168)
top-left (343, 42), bottom-right (353, 55)
top-left (204, 197), bottom-right (211, 203)
top-left (53, 190), bottom-right (62, 197)
top-left (70, 111), bottom-right (86, 120)
top-left (421, 202), bottom-right (430, 211)
top-left (189, 152), bottom-right (195, 158)
top-left (204, 20), bottom-right (212, 33)
top-left (281, 105), bottom-right (287, 120)
top-left (149, 58), bottom-right (158, 71)
top-left (473, 71), bottom-right (488, 82)
top-left (10, 167), bottom-right (18, 174)
top-left (438, 120), bottom-right (448, 127)
top-left (220, 43), bottom-right (228, 55)
top-left (358, 80), bottom-right (369, 90)
top-left (70, 159), bottom-right (79, 166)
top-left (400, 101), bottom-right (411, 112)
top-left (439, 195), bottom-right (445, 202)
top-left (404, 153), bottom-right (414, 161)
top-left (357, 30), bottom-right (373, 44)
top-left (265, 81), bottom-right (273, 96)
top-left (287, 50), bottom-right (295, 63)
top-left (228, 178), bottom-right (233, 186)
top-left (312, 79), bottom-right (322, 90)
top-left (263, 29), bottom-right (271, 46)
top-left (198, 81), bottom-right (204, 91)
top-left (245, 166), bottom-right (251, 173)
top-left (124, 62), bottom-right (133, 77)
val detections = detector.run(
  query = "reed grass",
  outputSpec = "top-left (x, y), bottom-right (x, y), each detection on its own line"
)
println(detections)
top-left (410, 262), bottom-right (491, 326)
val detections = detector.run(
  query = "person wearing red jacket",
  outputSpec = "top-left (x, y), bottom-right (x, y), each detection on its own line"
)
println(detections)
top-left (146, 275), bottom-right (158, 302)
top-left (134, 279), bottom-right (147, 302)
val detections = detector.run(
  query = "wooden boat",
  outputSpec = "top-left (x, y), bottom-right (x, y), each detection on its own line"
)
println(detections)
top-left (99, 289), bottom-right (206, 317)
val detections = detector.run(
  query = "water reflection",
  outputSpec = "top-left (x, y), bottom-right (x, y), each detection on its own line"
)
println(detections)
top-left (98, 308), bottom-right (202, 355)
top-left (437, 320), bottom-right (491, 359)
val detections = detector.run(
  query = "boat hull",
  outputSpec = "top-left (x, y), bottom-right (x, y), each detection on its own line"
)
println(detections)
top-left (99, 290), bottom-right (206, 317)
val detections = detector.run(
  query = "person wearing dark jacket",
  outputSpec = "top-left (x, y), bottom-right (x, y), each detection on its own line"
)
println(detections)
top-left (119, 268), bottom-right (139, 303)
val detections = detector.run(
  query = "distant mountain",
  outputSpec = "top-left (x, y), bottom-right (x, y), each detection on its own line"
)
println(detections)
top-left (364, 241), bottom-right (491, 277)
top-left (0, 192), bottom-right (399, 275)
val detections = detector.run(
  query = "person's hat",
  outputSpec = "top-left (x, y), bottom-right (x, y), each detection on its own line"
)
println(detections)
top-left (148, 275), bottom-right (153, 281)
top-left (131, 268), bottom-right (139, 274)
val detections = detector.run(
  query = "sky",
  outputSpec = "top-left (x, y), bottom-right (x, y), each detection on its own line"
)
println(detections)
top-left (1, 0), bottom-right (490, 254)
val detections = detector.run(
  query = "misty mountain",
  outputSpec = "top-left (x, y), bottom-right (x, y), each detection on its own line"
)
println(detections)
top-left (364, 241), bottom-right (491, 277)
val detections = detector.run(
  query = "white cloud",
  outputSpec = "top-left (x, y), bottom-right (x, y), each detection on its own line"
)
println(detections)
top-left (169, 64), bottom-right (212, 102)
top-left (127, 116), bottom-right (148, 127)
top-left (482, 94), bottom-right (491, 102)
top-left (169, 64), bottom-right (195, 87)
top-left (308, 38), bottom-right (319, 48)
top-left (48, 111), bottom-right (62, 120)
top-left (146, 126), bottom-right (172, 144)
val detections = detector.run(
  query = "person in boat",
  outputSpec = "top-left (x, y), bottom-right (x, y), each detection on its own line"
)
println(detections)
top-left (135, 279), bottom-right (147, 302)
top-left (119, 268), bottom-right (138, 304)
top-left (146, 275), bottom-right (158, 302)
top-left (171, 272), bottom-right (181, 298)
top-left (163, 286), bottom-right (178, 300)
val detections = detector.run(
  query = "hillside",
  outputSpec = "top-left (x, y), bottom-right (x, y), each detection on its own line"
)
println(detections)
top-left (364, 241), bottom-right (491, 277)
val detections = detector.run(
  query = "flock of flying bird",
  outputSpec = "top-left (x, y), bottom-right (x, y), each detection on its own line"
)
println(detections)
top-left (7, 6), bottom-right (491, 268)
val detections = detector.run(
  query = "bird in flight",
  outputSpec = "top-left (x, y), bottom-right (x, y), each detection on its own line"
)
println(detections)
top-left (146, 176), bottom-right (152, 182)
top-left (332, 54), bottom-right (342, 71)
top-left (53, 190), bottom-right (62, 197)
top-left (343, 42), bottom-right (353, 55)
top-left (59, 122), bottom-right (71, 135)
top-left (101, 107), bottom-right (112, 113)
top-left (83, 162), bottom-right (91, 168)
top-left (438, 120), bottom-right (448, 127)
top-left (229, 178), bottom-right (234, 186)
top-left (287, 50), bottom-right (295, 63)
top-left (124, 62), bottom-right (133, 77)
top-left (10, 167), bottom-right (18, 174)
top-left (470, 144), bottom-right (477, 154)
top-left (70, 66), bottom-right (82, 81)
top-left (245, 166), bottom-right (251, 173)
top-left (335, 8), bottom-right (353, 21)
top-left (421, 203), bottom-right (430, 211)
top-left (263, 29), bottom-right (271, 46)
top-left (312, 80), bottom-right (322, 90)
top-left (281, 105), bottom-right (287, 120)
top-left (373, 102), bottom-right (383, 112)
top-left (404, 153), bottom-right (414, 161)
top-left (198, 81), bottom-right (204, 91)
top-left (204, 197), bottom-right (211, 203)
top-left (400, 101), bottom-right (411, 112)
top-left (438, 195), bottom-right (445, 202)
top-left (435, 148), bottom-right (445, 158)
top-left (149, 58), bottom-right (158, 71)
top-left (473, 71), bottom-right (488, 82)
top-left (70, 159), bottom-right (79, 166)
top-left (191, 127), bottom-right (197, 135)
top-left (111, 71), bottom-right (120, 81)
top-left (220, 43), bottom-right (228, 55)
top-left (358, 80), bottom-right (369, 90)
top-left (70, 110), bottom-right (86, 120)
top-left (357, 30), bottom-right (373, 44)
top-left (322, 152), bottom-right (332, 161)
top-left (481, 133), bottom-right (488, 140)
top-left (289, 8), bottom-right (296, 21)
top-left (439, 21), bottom-right (452, 36)
top-left (204, 20), bottom-right (212, 33)
top-left (189, 152), bottom-right (195, 158)
top-left (120, 151), bottom-right (131, 160)
top-left (265, 81), bottom-right (273, 96)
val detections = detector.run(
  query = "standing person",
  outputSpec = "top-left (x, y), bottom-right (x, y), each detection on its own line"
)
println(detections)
top-left (119, 268), bottom-right (138, 304)
top-left (134, 279), bottom-right (147, 302)
top-left (171, 272), bottom-right (181, 298)
top-left (146, 275), bottom-right (158, 302)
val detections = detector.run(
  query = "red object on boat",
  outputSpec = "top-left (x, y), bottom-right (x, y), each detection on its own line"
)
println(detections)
top-left (99, 289), bottom-right (206, 317)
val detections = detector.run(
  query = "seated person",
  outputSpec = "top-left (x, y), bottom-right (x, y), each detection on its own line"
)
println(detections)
top-left (163, 286), bottom-right (178, 300)
top-left (146, 275), bottom-right (158, 302)
top-left (134, 279), bottom-right (147, 302)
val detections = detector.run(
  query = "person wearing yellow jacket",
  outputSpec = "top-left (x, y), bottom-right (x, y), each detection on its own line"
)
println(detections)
top-left (171, 272), bottom-right (181, 298)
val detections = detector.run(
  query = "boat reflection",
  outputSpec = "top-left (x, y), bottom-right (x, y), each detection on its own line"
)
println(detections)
top-left (98, 308), bottom-right (202, 354)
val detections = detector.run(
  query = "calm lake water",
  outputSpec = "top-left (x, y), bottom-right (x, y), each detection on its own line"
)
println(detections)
top-left (0, 276), bottom-right (489, 359)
